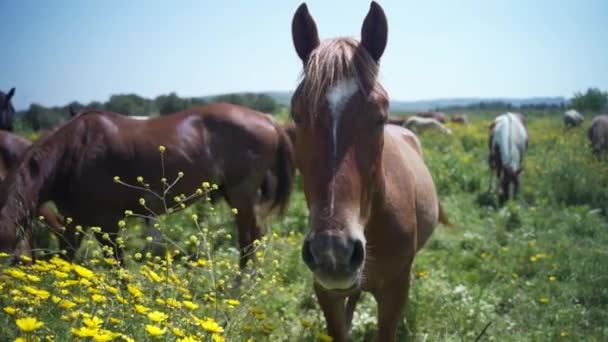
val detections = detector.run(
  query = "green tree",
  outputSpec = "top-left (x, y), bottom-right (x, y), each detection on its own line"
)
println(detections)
top-left (22, 104), bottom-right (66, 130)
top-left (105, 94), bottom-right (154, 116)
top-left (155, 93), bottom-right (187, 115)
top-left (571, 88), bottom-right (608, 113)
top-left (213, 93), bottom-right (278, 113)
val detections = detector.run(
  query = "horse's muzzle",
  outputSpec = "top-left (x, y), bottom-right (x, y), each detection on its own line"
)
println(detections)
top-left (302, 232), bottom-right (365, 290)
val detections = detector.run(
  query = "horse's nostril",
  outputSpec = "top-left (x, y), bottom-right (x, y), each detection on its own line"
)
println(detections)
top-left (349, 239), bottom-right (365, 269)
top-left (301, 240), bottom-right (316, 270)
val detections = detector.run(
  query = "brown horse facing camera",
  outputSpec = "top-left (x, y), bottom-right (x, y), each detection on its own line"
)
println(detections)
top-left (291, 2), bottom-right (442, 341)
top-left (0, 103), bottom-right (295, 267)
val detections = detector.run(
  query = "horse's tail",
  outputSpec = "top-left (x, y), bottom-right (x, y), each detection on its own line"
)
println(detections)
top-left (267, 121), bottom-right (296, 215)
top-left (438, 201), bottom-right (451, 227)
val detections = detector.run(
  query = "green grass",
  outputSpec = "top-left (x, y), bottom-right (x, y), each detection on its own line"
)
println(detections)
top-left (1, 112), bottom-right (607, 341)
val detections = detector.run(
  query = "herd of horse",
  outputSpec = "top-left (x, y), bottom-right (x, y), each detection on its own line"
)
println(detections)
top-left (1, 2), bottom-right (607, 341)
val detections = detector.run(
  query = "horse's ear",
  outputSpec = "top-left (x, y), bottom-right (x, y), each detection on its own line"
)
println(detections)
top-left (292, 3), bottom-right (320, 65)
top-left (361, 1), bottom-right (388, 62)
top-left (69, 106), bottom-right (77, 118)
top-left (6, 87), bottom-right (15, 101)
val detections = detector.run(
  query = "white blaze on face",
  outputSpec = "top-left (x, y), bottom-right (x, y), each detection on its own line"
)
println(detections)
top-left (325, 78), bottom-right (358, 215)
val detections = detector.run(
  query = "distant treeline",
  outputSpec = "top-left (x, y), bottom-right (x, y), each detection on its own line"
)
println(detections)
top-left (16, 92), bottom-right (281, 131)
top-left (436, 101), bottom-right (566, 112)
top-left (436, 88), bottom-right (608, 113)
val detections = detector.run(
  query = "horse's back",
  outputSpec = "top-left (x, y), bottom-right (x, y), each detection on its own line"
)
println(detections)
top-left (384, 125), bottom-right (438, 250)
top-left (492, 113), bottom-right (527, 171)
top-left (588, 115), bottom-right (608, 151)
top-left (387, 125), bottom-right (423, 156)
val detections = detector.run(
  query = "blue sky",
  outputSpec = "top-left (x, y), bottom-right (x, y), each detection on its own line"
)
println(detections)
top-left (1, 0), bottom-right (607, 109)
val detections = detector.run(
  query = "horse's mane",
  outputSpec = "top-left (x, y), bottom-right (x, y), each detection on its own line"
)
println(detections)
top-left (296, 38), bottom-right (388, 117)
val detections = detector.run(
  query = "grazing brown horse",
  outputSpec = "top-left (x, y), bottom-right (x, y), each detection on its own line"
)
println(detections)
top-left (0, 88), bottom-right (16, 132)
top-left (0, 131), bottom-right (66, 238)
top-left (488, 112), bottom-right (528, 202)
top-left (450, 113), bottom-right (468, 124)
top-left (415, 111), bottom-right (446, 124)
top-left (291, 3), bottom-right (441, 341)
top-left (0, 103), bottom-right (295, 267)
top-left (588, 114), bottom-right (608, 156)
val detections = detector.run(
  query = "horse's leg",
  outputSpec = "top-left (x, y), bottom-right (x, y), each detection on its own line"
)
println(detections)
top-left (513, 174), bottom-right (520, 199)
top-left (373, 271), bottom-right (411, 342)
top-left (345, 290), bottom-right (362, 332)
top-left (314, 283), bottom-right (348, 342)
top-left (225, 191), bottom-right (262, 269)
top-left (500, 174), bottom-right (510, 204)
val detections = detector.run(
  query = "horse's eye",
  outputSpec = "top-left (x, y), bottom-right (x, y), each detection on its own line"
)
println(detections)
top-left (376, 116), bottom-right (387, 127)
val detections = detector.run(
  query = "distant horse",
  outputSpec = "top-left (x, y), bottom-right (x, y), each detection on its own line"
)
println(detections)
top-left (415, 111), bottom-right (446, 123)
top-left (0, 104), bottom-right (295, 268)
top-left (588, 114), bottom-right (608, 156)
top-left (563, 109), bottom-right (584, 128)
top-left (450, 113), bottom-right (468, 124)
top-left (405, 116), bottom-right (452, 135)
top-left (291, 3), bottom-right (442, 341)
top-left (387, 117), bottom-right (406, 126)
top-left (0, 88), bottom-right (16, 132)
top-left (488, 112), bottom-right (529, 201)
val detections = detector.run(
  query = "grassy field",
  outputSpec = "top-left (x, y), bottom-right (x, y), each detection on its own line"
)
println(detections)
top-left (1, 111), bottom-right (607, 341)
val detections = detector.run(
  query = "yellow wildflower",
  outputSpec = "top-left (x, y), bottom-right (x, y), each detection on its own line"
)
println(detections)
top-left (53, 270), bottom-right (69, 278)
top-left (15, 317), bottom-right (44, 332)
top-left (225, 299), bottom-right (240, 307)
top-left (59, 299), bottom-right (77, 309)
top-left (71, 326), bottom-right (98, 337)
top-left (183, 300), bottom-right (199, 310)
top-left (5, 268), bottom-right (27, 280)
top-left (4, 306), bottom-right (17, 315)
top-left (92, 294), bottom-right (107, 303)
top-left (212, 334), bottom-right (225, 342)
top-left (147, 311), bottom-right (168, 323)
top-left (195, 316), bottom-right (224, 334)
top-left (145, 324), bottom-right (166, 337)
top-left (172, 327), bottom-right (186, 337)
top-left (26, 274), bottom-right (41, 282)
top-left (93, 332), bottom-right (117, 342)
top-left (166, 298), bottom-right (181, 308)
top-left (539, 297), bottom-right (550, 304)
top-left (127, 284), bottom-right (143, 298)
top-left (178, 337), bottom-right (200, 342)
top-left (134, 304), bottom-right (150, 314)
top-left (83, 316), bottom-right (104, 329)
top-left (72, 264), bottom-right (95, 279)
